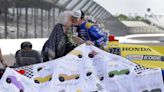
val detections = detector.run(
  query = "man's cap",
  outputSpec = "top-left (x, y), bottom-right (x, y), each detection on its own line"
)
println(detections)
top-left (72, 10), bottom-right (85, 19)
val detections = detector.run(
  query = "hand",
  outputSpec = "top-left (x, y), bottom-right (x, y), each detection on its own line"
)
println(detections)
top-left (86, 41), bottom-right (94, 45)
top-left (73, 36), bottom-right (85, 44)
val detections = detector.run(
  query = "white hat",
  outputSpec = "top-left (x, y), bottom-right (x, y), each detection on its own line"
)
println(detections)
top-left (72, 10), bottom-right (85, 19)
top-left (72, 10), bottom-right (82, 19)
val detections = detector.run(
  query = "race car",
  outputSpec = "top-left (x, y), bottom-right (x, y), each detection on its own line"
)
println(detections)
top-left (104, 35), bottom-right (164, 69)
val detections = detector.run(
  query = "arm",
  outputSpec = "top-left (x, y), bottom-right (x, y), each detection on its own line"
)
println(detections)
top-left (88, 26), bottom-right (107, 46)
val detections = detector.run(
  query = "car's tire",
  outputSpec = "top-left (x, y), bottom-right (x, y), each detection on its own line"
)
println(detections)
top-left (109, 73), bottom-right (114, 78)
top-left (78, 55), bottom-right (82, 58)
top-left (59, 77), bottom-right (65, 82)
top-left (75, 76), bottom-right (79, 79)
top-left (37, 68), bottom-right (43, 72)
top-left (86, 72), bottom-right (92, 76)
top-left (125, 70), bottom-right (130, 75)
top-left (20, 89), bottom-right (24, 92)
top-left (100, 77), bottom-right (104, 81)
top-left (88, 54), bottom-right (94, 58)
top-left (6, 78), bottom-right (11, 83)
top-left (34, 80), bottom-right (40, 84)
top-left (49, 77), bottom-right (52, 81)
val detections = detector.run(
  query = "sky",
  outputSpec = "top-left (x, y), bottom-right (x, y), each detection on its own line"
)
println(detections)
top-left (94, 0), bottom-right (164, 16)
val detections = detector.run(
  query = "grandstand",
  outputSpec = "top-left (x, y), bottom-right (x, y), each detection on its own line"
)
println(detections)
top-left (0, 0), bottom-right (112, 39)
top-left (122, 21), bottom-right (164, 34)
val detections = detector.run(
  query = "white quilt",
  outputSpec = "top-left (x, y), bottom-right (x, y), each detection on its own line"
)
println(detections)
top-left (0, 44), bottom-right (163, 92)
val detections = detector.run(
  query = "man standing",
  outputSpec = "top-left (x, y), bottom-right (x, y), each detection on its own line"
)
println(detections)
top-left (72, 10), bottom-right (107, 47)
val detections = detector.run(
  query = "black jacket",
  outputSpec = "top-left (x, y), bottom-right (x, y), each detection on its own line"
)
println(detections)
top-left (42, 23), bottom-right (76, 62)
top-left (15, 50), bottom-right (42, 67)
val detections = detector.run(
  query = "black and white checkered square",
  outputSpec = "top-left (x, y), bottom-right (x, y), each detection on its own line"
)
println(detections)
top-left (134, 65), bottom-right (149, 73)
top-left (13, 66), bottom-right (34, 78)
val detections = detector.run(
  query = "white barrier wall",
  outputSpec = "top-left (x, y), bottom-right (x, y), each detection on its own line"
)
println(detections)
top-left (0, 38), bottom-right (47, 55)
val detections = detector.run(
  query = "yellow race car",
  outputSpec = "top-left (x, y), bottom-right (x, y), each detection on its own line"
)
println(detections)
top-left (34, 75), bottom-right (52, 84)
top-left (104, 35), bottom-right (164, 69)
top-left (58, 74), bottom-right (80, 82)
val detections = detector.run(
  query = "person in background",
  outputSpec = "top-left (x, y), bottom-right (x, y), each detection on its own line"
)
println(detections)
top-left (41, 11), bottom-right (78, 62)
top-left (0, 48), bottom-right (7, 67)
top-left (14, 41), bottom-right (42, 67)
top-left (0, 48), bottom-right (7, 79)
top-left (72, 10), bottom-right (107, 48)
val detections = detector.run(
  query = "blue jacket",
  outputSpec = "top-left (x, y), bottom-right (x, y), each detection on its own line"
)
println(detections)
top-left (78, 21), bottom-right (107, 46)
